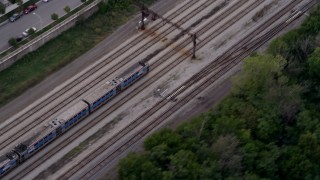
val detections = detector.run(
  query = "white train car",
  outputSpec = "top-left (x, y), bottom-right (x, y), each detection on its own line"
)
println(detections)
top-left (14, 119), bottom-right (61, 160)
top-left (82, 80), bottom-right (119, 112)
top-left (55, 101), bottom-right (90, 132)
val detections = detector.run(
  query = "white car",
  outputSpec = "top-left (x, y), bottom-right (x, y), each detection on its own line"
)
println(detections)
top-left (43, 0), bottom-right (50, 2)
top-left (22, 27), bottom-right (37, 37)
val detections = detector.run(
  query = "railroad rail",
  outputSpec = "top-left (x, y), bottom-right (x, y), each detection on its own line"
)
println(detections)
top-left (9, 1), bottom-right (263, 179)
top-left (10, 0), bottom-right (316, 178)
top-left (61, 0), bottom-right (315, 179)
top-left (0, 0), bottom-right (220, 151)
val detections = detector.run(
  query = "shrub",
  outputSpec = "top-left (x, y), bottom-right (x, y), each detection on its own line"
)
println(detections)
top-left (64, 6), bottom-right (70, 13)
top-left (51, 13), bottom-right (59, 20)
top-left (16, 0), bottom-right (22, 5)
top-left (0, 3), bottom-right (5, 14)
top-left (8, 38), bottom-right (17, 47)
top-left (27, 28), bottom-right (35, 35)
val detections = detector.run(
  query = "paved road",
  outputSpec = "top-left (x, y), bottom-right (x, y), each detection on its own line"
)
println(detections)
top-left (0, 0), bottom-right (82, 52)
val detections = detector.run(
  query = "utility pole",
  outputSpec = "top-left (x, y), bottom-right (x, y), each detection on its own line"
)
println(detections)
top-left (134, 0), bottom-right (198, 59)
top-left (140, 4), bottom-right (149, 30)
top-left (192, 33), bottom-right (197, 59)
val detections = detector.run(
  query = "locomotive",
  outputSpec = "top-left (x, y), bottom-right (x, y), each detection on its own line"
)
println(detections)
top-left (0, 62), bottom-right (149, 176)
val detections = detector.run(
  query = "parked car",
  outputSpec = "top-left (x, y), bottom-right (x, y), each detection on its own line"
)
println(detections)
top-left (16, 35), bottom-right (24, 42)
top-left (24, 4), bottom-right (37, 14)
top-left (9, 12), bottom-right (23, 22)
top-left (22, 27), bottom-right (37, 37)
top-left (43, 0), bottom-right (50, 2)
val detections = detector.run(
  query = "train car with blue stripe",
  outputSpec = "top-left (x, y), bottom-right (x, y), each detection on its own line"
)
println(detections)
top-left (55, 101), bottom-right (90, 132)
top-left (82, 79), bottom-right (120, 112)
top-left (13, 101), bottom-right (89, 161)
top-left (0, 152), bottom-right (19, 176)
top-left (118, 62), bottom-right (149, 90)
top-left (13, 118), bottom-right (61, 161)
top-left (82, 62), bottom-right (149, 112)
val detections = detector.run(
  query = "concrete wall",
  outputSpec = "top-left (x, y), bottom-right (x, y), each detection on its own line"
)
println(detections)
top-left (0, 0), bottom-right (100, 71)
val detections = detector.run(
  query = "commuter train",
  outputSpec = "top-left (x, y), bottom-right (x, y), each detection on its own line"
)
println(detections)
top-left (0, 62), bottom-right (149, 176)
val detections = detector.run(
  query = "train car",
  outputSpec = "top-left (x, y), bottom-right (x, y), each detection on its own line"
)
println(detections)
top-left (13, 101), bottom-right (89, 161)
top-left (119, 62), bottom-right (149, 90)
top-left (82, 79), bottom-right (119, 112)
top-left (0, 151), bottom-right (19, 176)
top-left (55, 100), bottom-right (90, 132)
top-left (14, 119), bottom-right (61, 161)
top-left (82, 62), bottom-right (149, 112)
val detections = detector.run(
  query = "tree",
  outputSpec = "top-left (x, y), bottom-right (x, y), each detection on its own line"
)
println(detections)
top-left (298, 132), bottom-right (320, 160)
top-left (168, 150), bottom-right (201, 180)
top-left (118, 153), bottom-right (162, 180)
top-left (264, 76), bottom-right (302, 123)
top-left (254, 144), bottom-right (280, 179)
top-left (149, 143), bottom-right (170, 168)
top-left (278, 147), bottom-right (313, 180)
top-left (308, 48), bottom-right (320, 79)
top-left (144, 129), bottom-right (181, 153)
top-left (296, 109), bottom-right (320, 133)
top-left (51, 13), bottom-right (59, 20)
top-left (211, 134), bottom-right (242, 175)
top-left (16, 0), bottom-right (22, 5)
top-left (0, 3), bottom-right (5, 14)
top-left (231, 54), bottom-right (286, 103)
top-left (64, 6), bottom-right (71, 13)
top-left (8, 38), bottom-right (17, 47)
top-left (27, 28), bottom-right (35, 36)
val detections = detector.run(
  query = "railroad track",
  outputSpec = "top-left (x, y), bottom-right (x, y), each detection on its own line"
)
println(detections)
top-left (58, 0), bottom-right (314, 179)
top-left (8, 0), bottom-right (270, 179)
top-left (0, 0), bottom-right (226, 151)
